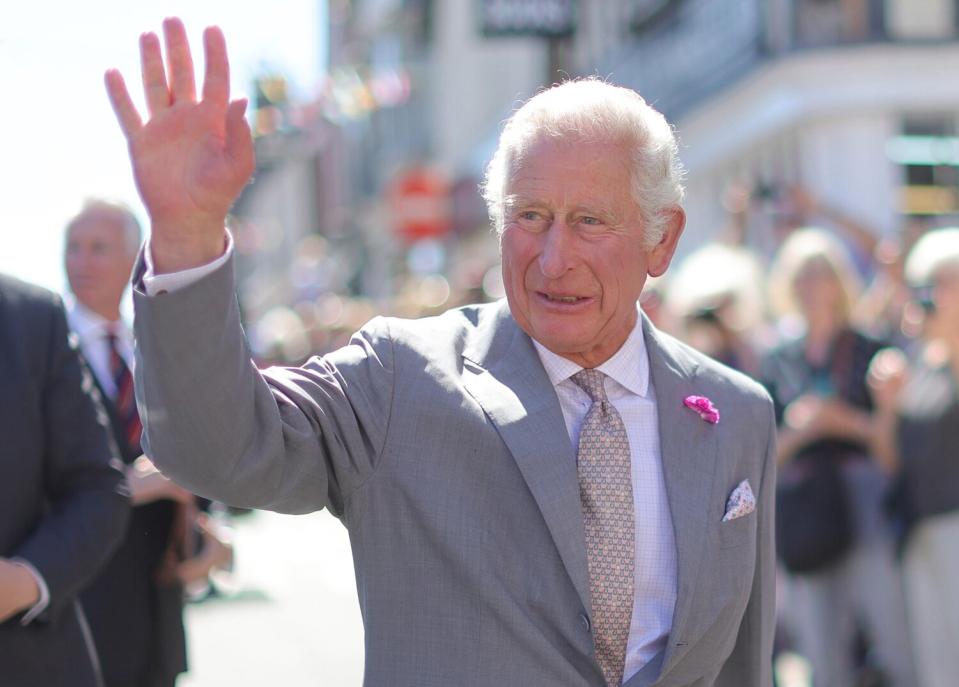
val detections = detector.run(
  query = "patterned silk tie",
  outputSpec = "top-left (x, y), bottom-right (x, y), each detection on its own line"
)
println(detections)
top-left (572, 369), bottom-right (635, 687)
top-left (105, 327), bottom-right (142, 454)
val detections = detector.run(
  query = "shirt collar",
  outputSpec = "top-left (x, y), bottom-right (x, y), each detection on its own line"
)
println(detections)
top-left (65, 297), bottom-right (131, 343)
top-left (532, 306), bottom-right (650, 398)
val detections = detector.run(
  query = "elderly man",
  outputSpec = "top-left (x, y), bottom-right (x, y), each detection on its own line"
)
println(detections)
top-left (106, 18), bottom-right (776, 687)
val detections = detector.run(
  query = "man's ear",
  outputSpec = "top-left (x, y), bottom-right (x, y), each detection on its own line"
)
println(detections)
top-left (647, 206), bottom-right (686, 278)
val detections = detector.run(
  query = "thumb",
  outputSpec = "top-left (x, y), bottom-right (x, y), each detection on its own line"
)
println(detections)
top-left (225, 98), bottom-right (255, 180)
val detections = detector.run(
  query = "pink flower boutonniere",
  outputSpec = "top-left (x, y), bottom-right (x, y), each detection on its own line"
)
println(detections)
top-left (683, 395), bottom-right (720, 424)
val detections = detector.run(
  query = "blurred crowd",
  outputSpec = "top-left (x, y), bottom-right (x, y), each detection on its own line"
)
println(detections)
top-left (647, 184), bottom-right (959, 687)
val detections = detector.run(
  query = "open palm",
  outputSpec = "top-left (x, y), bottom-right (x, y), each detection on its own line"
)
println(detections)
top-left (105, 18), bottom-right (254, 272)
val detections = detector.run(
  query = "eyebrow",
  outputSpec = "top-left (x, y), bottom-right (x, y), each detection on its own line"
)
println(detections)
top-left (503, 194), bottom-right (541, 212)
top-left (504, 194), bottom-right (619, 217)
top-left (573, 202), bottom-right (621, 221)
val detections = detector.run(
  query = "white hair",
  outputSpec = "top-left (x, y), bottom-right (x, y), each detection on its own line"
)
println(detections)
top-left (904, 227), bottom-right (959, 287)
top-left (67, 199), bottom-right (142, 256)
top-left (481, 77), bottom-right (685, 249)
top-left (767, 227), bottom-right (863, 320)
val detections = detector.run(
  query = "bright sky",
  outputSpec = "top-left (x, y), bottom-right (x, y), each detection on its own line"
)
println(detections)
top-left (1, 0), bottom-right (325, 294)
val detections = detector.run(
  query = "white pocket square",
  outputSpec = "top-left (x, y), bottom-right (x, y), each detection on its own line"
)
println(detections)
top-left (722, 479), bottom-right (756, 522)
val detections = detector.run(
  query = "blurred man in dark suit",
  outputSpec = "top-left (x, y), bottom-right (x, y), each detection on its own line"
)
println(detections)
top-left (0, 272), bottom-right (129, 687)
top-left (65, 200), bottom-right (231, 687)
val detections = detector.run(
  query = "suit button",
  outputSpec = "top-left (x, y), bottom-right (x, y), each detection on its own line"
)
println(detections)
top-left (579, 613), bottom-right (591, 632)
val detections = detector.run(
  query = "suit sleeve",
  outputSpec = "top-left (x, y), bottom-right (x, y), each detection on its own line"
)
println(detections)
top-left (132, 251), bottom-right (395, 516)
top-left (13, 297), bottom-right (130, 622)
top-left (715, 397), bottom-right (777, 687)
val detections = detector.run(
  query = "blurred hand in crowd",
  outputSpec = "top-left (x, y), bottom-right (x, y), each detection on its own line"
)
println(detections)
top-left (784, 393), bottom-right (872, 445)
top-left (868, 348), bottom-right (910, 412)
top-left (127, 456), bottom-right (194, 506)
top-left (174, 514), bottom-right (234, 587)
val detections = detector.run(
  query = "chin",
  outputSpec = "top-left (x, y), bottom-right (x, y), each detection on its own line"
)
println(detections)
top-left (532, 331), bottom-right (592, 357)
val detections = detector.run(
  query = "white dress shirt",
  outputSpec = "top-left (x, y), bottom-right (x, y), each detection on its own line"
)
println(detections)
top-left (144, 239), bottom-right (678, 679)
top-left (65, 299), bottom-right (135, 399)
top-left (142, 233), bottom-right (232, 297)
top-left (533, 317), bottom-right (678, 682)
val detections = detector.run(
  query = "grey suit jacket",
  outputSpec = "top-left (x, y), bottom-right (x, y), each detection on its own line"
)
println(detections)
top-left (133, 256), bottom-right (776, 687)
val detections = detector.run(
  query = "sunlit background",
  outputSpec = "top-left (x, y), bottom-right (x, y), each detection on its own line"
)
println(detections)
top-left (1, 0), bottom-right (324, 294)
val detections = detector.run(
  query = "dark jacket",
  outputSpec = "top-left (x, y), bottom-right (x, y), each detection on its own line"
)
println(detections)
top-left (0, 274), bottom-right (129, 687)
top-left (80, 355), bottom-right (187, 686)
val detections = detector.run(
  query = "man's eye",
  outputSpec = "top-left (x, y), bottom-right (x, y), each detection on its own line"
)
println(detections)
top-left (512, 210), bottom-right (551, 233)
top-left (578, 216), bottom-right (608, 231)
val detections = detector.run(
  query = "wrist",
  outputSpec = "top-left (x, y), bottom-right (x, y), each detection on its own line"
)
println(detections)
top-left (5, 561), bottom-right (40, 612)
top-left (872, 405), bottom-right (899, 428)
top-left (149, 226), bottom-right (228, 274)
top-left (854, 415), bottom-right (874, 443)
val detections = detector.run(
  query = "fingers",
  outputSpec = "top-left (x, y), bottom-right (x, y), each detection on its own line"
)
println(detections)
top-left (163, 17), bottom-right (197, 103)
top-left (140, 31), bottom-right (170, 116)
top-left (115, 18), bottom-right (236, 148)
top-left (202, 26), bottom-right (230, 109)
top-left (195, 513), bottom-right (216, 537)
top-left (170, 484), bottom-right (195, 505)
top-left (104, 69), bottom-right (143, 139)
top-left (197, 518), bottom-right (234, 567)
top-left (868, 348), bottom-right (907, 381)
top-left (133, 454), bottom-right (155, 471)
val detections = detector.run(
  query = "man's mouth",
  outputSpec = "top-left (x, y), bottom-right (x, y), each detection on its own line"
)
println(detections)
top-left (538, 292), bottom-right (591, 304)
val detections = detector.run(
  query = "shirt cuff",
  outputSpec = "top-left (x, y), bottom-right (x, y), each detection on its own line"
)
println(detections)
top-left (9, 558), bottom-right (50, 626)
top-left (143, 232), bottom-right (233, 296)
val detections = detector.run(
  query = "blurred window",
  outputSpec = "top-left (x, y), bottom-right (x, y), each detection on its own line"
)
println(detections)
top-left (629, 0), bottom-right (676, 33)
top-left (892, 114), bottom-right (959, 218)
top-left (794, 0), bottom-right (874, 46)
top-left (884, 0), bottom-right (957, 40)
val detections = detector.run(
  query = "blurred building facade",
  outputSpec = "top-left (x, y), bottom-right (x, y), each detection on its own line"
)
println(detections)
top-left (574, 0), bottom-right (959, 255)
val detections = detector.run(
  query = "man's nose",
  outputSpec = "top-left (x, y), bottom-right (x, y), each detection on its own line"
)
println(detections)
top-left (538, 221), bottom-right (576, 280)
top-left (66, 252), bottom-right (87, 273)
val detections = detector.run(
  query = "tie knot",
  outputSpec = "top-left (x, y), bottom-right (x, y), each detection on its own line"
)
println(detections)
top-left (571, 368), bottom-right (609, 403)
top-left (103, 323), bottom-right (123, 349)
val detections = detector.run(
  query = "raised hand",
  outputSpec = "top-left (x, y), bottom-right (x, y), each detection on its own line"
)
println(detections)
top-left (105, 18), bottom-right (255, 273)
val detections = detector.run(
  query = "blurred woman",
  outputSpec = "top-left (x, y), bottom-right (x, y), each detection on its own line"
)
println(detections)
top-left (870, 228), bottom-right (959, 687)
top-left (760, 228), bottom-right (916, 687)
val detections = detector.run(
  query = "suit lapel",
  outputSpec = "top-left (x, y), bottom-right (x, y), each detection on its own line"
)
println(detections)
top-left (642, 317), bottom-right (720, 679)
top-left (461, 304), bottom-right (723, 672)
top-left (461, 302), bottom-right (591, 614)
